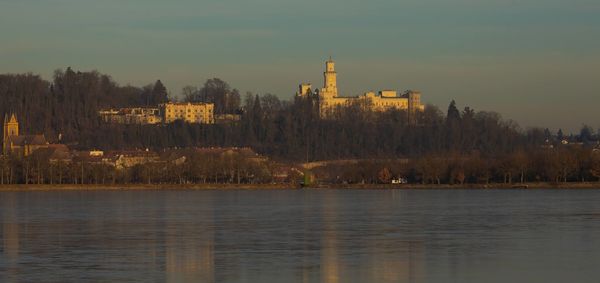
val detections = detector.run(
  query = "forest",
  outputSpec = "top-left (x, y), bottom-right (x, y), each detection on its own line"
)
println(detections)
top-left (3, 67), bottom-right (593, 161)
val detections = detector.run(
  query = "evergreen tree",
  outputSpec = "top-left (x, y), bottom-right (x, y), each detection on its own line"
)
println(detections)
top-left (252, 95), bottom-right (263, 142)
top-left (446, 100), bottom-right (461, 122)
top-left (445, 100), bottom-right (462, 151)
top-left (557, 129), bottom-right (564, 141)
top-left (151, 80), bottom-right (168, 105)
top-left (579, 125), bottom-right (593, 143)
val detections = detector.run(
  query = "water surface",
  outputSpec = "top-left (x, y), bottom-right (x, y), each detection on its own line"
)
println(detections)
top-left (2, 189), bottom-right (600, 283)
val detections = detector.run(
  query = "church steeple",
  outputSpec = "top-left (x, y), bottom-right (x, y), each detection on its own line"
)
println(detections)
top-left (3, 113), bottom-right (19, 140)
top-left (3, 112), bottom-right (19, 155)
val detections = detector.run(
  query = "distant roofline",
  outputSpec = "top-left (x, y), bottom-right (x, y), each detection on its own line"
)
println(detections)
top-left (160, 102), bottom-right (213, 106)
top-left (330, 96), bottom-right (360, 99)
top-left (378, 97), bottom-right (409, 100)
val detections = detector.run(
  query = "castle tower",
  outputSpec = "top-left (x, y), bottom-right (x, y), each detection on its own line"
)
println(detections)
top-left (3, 113), bottom-right (19, 155)
top-left (321, 58), bottom-right (338, 99)
top-left (297, 83), bottom-right (313, 97)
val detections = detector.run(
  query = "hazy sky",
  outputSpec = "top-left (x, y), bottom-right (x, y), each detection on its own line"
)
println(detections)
top-left (1, 0), bottom-right (599, 132)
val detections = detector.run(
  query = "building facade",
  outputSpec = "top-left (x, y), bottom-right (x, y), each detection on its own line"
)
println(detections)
top-left (99, 108), bottom-right (162, 125)
top-left (297, 59), bottom-right (425, 117)
top-left (99, 102), bottom-right (215, 125)
top-left (160, 102), bottom-right (214, 124)
top-left (214, 114), bottom-right (242, 124)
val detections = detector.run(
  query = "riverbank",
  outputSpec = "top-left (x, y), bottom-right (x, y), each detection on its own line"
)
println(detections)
top-left (1, 182), bottom-right (600, 191)
top-left (322, 182), bottom-right (600, 190)
top-left (0, 183), bottom-right (297, 192)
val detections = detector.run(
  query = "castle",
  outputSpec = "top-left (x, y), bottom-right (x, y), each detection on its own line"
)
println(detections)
top-left (2, 113), bottom-right (49, 156)
top-left (296, 59), bottom-right (425, 117)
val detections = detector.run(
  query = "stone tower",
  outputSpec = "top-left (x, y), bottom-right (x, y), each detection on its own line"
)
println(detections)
top-left (3, 113), bottom-right (19, 138)
top-left (321, 58), bottom-right (338, 99)
top-left (3, 113), bottom-right (19, 154)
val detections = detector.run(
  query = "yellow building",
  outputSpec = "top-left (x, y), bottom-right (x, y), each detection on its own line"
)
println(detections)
top-left (160, 102), bottom-right (214, 124)
top-left (297, 59), bottom-right (425, 117)
top-left (2, 113), bottom-right (49, 156)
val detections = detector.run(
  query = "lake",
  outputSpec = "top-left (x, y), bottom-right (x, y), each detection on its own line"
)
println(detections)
top-left (1, 189), bottom-right (600, 283)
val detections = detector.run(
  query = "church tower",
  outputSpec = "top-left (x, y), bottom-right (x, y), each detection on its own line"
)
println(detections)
top-left (3, 113), bottom-right (19, 154)
top-left (4, 113), bottom-right (19, 138)
top-left (321, 58), bottom-right (338, 99)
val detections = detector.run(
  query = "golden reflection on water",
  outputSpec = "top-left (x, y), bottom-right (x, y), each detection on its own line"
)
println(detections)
top-left (366, 192), bottom-right (425, 283)
top-left (368, 240), bottom-right (425, 282)
top-left (314, 192), bottom-right (426, 283)
top-left (165, 194), bottom-right (214, 283)
top-left (321, 194), bottom-right (340, 283)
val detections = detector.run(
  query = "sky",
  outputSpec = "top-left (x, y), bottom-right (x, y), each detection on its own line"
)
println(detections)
top-left (1, 0), bottom-right (599, 133)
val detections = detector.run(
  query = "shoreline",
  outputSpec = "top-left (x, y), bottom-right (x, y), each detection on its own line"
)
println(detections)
top-left (0, 182), bottom-right (599, 192)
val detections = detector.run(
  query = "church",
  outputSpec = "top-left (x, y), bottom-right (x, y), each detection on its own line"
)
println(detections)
top-left (296, 58), bottom-right (425, 117)
top-left (2, 113), bottom-right (49, 157)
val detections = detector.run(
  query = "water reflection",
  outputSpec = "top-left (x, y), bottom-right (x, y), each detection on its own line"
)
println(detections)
top-left (368, 239), bottom-right (424, 282)
top-left (321, 193), bottom-right (340, 283)
top-left (1, 190), bottom-right (600, 282)
top-left (165, 194), bottom-right (214, 283)
top-left (1, 194), bottom-right (19, 283)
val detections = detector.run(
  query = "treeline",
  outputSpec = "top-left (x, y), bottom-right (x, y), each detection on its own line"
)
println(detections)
top-left (313, 146), bottom-right (600, 185)
top-left (3, 144), bottom-right (599, 186)
top-left (1, 69), bottom-right (598, 162)
top-left (0, 150), bottom-right (272, 185)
